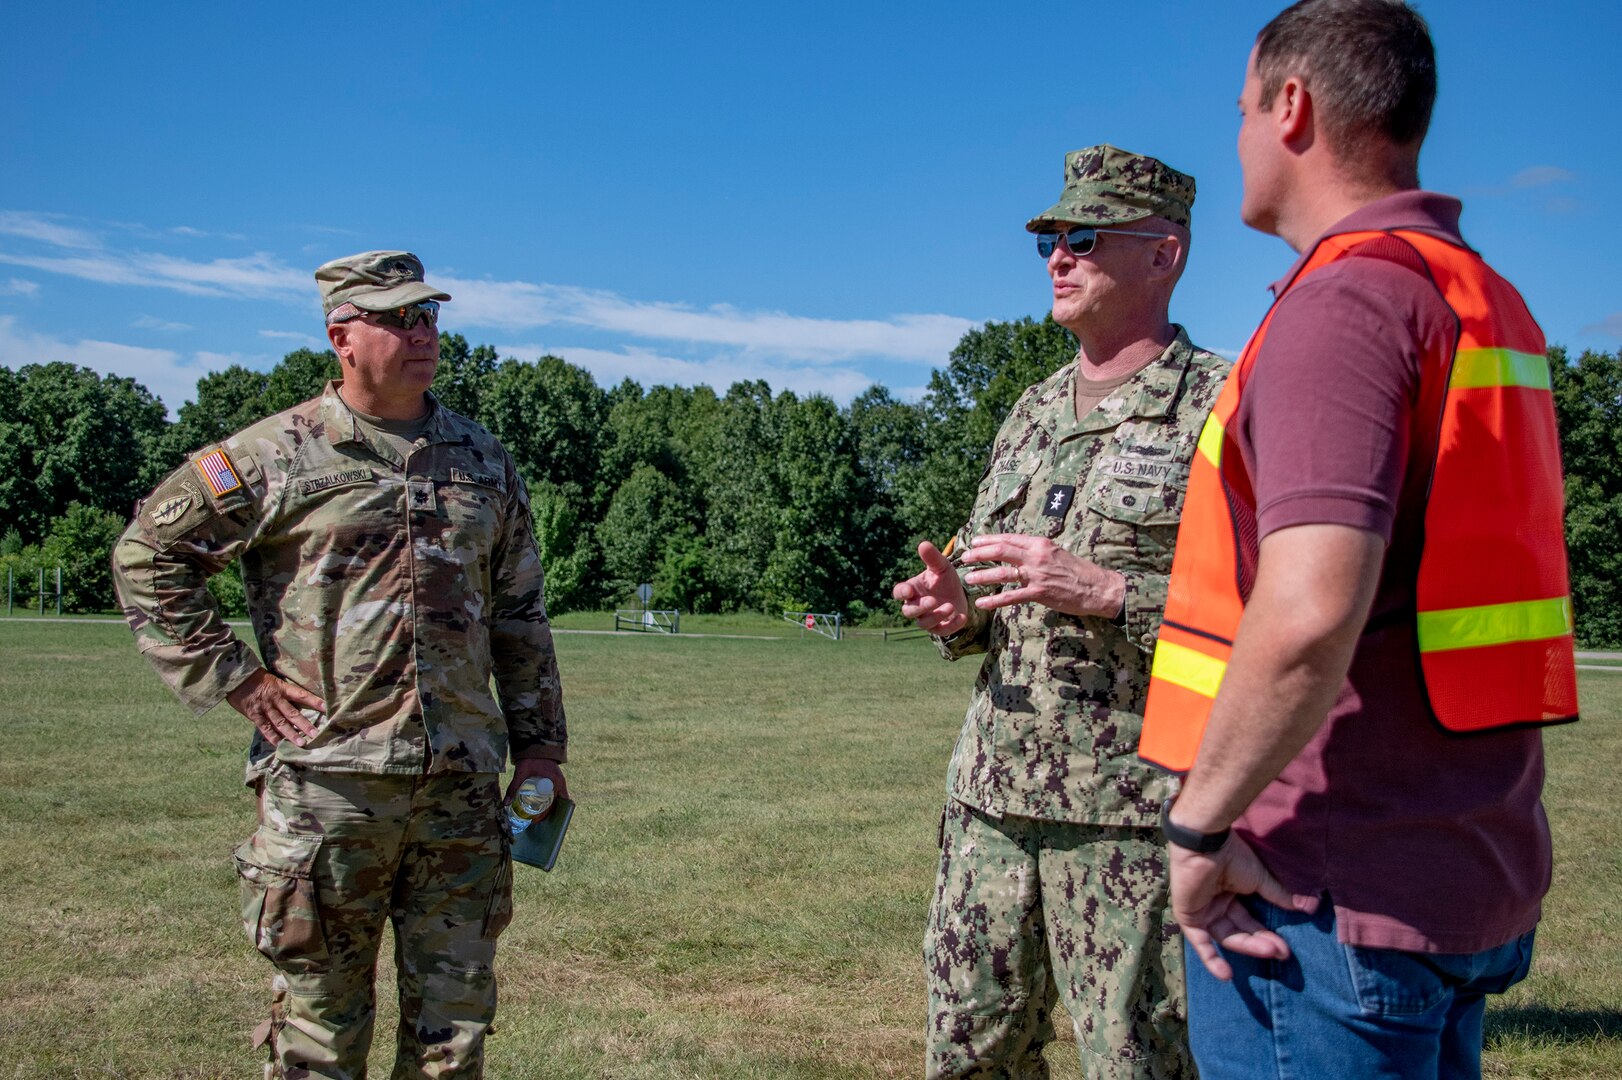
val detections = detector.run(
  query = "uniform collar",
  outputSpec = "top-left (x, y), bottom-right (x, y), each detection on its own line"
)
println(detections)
top-left (321, 381), bottom-right (455, 452)
top-left (1055, 325), bottom-right (1198, 439)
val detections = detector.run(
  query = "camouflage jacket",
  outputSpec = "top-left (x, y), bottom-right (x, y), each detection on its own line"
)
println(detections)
top-left (113, 383), bottom-right (566, 781)
top-left (937, 328), bottom-right (1229, 825)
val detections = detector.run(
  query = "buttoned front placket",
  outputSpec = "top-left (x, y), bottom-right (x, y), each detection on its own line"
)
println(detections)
top-left (337, 394), bottom-right (443, 775)
top-left (401, 422), bottom-right (451, 774)
top-left (971, 337), bottom-right (1201, 822)
top-left (403, 406), bottom-right (473, 775)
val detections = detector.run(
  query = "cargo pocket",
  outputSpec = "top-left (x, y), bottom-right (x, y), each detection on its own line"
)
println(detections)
top-left (1079, 465), bottom-right (1185, 571)
top-left (482, 842), bottom-right (515, 940)
top-left (233, 826), bottom-right (327, 969)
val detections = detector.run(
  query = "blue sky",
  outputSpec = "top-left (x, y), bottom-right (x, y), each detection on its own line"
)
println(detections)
top-left (3, 1), bottom-right (1618, 415)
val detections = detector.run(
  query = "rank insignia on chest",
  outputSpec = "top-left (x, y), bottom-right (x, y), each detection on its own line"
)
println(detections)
top-left (1042, 484), bottom-right (1075, 518)
top-left (195, 448), bottom-right (243, 498)
top-left (408, 479), bottom-right (437, 512)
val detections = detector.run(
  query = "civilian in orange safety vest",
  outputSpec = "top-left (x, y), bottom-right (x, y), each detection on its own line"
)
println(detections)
top-left (1140, 2), bottom-right (1576, 1078)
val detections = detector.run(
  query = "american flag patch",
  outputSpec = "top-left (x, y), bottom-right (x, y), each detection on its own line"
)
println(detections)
top-left (195, 448), bottom-right (243, 497)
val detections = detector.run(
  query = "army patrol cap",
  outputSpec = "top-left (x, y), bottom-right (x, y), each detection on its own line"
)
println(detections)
top-left (1026, 145), bottom-right (1196, 232)
top-left (315, 250), bottom-right (452, 316)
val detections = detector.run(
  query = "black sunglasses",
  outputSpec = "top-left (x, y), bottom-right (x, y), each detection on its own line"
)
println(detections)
top-left (1035, 226), bottom-right (1168, 259)
top-left (340, 300), bottom-right (440, 330)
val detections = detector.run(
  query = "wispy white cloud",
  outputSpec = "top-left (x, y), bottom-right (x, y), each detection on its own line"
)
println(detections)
top-left (259, 329), bottom-right (327, 349)
top-left (1, 277), bottom-right (40, 298)
top-left (1582, 313), bottom-right (1622, 339)
top-left (1511, 166), bottom-right (1575, 189)
top-left (498, 342), bottom-right (881, 402)
top-left (0, 211), bottom-right (310, 300)
top-left (0, 211), bottom-right (101, 250)
top-left (195, 349), bottom-right (279, 371)
top-left (166, 224), bottom-right (247, 241)
top-left (133, 314), bottom-right (192, 332)
top-left (0, 213), bottom-right (972, 367)
top-left (446, 277), bottom-right (974, 364)
top-left (0, 315), bottom-right (197, 413)
top-left (0, 246), bottom-right (310, 300)
top-left (0, 210), bottom-right (977, 385)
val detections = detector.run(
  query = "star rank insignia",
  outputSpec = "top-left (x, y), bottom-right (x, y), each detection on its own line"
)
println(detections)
top-left (1042, 484), bottom-right (1075, 517)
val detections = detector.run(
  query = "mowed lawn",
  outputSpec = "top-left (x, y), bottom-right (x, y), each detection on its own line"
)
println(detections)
top-left (0, 621), bottom-right (1617, 1079)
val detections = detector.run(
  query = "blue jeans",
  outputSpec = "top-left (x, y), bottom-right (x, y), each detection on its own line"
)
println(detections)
top-left (1185, 897), bottom-right (1534, 1080)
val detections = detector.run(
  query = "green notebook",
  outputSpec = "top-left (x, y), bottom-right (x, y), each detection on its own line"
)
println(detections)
top-left (510, 797), bottom-right (575, 872)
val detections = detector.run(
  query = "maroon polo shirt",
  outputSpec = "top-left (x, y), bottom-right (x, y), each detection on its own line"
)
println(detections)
top-left (1230, 190), bottom-right (1552, 954)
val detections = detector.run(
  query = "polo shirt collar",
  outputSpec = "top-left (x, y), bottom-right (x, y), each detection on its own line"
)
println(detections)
top-left (1270, 190), bottom-right (1468, 297)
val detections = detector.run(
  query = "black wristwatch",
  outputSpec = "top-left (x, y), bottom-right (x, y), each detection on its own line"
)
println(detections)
top-left (1160, 798), bottom-right (1231, 853)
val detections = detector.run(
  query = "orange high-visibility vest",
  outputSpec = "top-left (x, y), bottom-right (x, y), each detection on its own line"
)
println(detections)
top-left (1138, 229), bottom-right (1578, 772)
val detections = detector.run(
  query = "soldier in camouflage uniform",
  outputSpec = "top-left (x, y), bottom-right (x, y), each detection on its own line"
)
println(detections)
top-left (893, 146), bottom-right (1229, 1079)
top-left (111, 251), bottom-right (567, 1080)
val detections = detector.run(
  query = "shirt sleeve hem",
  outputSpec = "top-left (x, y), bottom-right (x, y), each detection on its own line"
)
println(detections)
top-left (1257, 492), bottom-right (1394, 542)
top-left (1119, 570), bottom-right (1166, 654)
top-left (511, 743), bottom-right (567, 764)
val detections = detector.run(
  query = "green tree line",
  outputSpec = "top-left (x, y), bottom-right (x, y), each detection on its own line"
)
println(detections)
top-left (3, 331), bottom-right (1621, 647)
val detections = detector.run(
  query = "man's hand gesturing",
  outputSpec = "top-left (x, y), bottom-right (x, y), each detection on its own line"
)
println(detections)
top-left (892, 541), bottom-right (970, 636)
top-left (227, 670), bottom-right (326, 748)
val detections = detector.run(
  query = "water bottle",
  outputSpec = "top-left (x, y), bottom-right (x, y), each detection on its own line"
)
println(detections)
top-left (506, 777), bottom-right (555, 835)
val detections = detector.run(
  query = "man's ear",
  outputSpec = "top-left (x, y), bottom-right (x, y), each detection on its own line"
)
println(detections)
top-left (1276, 74), bottom-right (1314, 150)
top-left (1149, 233), bottom-right (1185, 281)
top-left (327, 322), bottom-right (352, 365)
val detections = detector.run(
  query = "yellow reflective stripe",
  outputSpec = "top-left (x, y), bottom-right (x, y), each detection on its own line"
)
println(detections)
top-left (1151, 639), bottom-right (1227, 699)
top-left (1197, 413), bottom-right (1225, 468)
top-left (1417, 596), bottom-right (1573, 653)
top-left (1450, 348), bottom-right (1550, 391)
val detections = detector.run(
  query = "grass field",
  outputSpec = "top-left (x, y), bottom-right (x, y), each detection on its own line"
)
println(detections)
top-left (0, 620), bottom-right (1618, 1079)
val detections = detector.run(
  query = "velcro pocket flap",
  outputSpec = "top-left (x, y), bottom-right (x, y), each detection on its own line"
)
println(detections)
top-left (233, 827), bottom-right (325, 964)
top-left (979, 471), bottom-right (1029, 525)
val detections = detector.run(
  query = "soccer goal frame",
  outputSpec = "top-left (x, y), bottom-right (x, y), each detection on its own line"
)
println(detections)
top-left (614, 608), bottom-right (681, 634)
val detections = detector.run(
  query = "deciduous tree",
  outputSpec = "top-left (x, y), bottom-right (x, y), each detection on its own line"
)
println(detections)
top-left (1551, 346), bottom-right (1622, 647)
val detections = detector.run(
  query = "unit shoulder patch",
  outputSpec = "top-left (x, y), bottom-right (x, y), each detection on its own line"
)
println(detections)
top-left (149, 494), bottom-right (194, 526)
top-left (144, 477), bottom-right (217, 545)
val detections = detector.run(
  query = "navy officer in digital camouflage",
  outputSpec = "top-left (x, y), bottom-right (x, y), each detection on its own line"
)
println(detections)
top-left (893, 147), bottom-right (1229, 1078)
top-left (112, 251), bottom-right (568, 1079)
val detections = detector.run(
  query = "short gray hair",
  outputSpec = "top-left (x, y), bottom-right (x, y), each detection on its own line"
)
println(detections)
top-left (325, 301), bottom-right (363, 325)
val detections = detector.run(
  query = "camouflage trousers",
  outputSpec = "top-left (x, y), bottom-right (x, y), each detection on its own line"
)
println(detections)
top-left (235, 764), bottom-right (513, 1079)
top-left (924, 799), bottom-right (1193, 1079)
